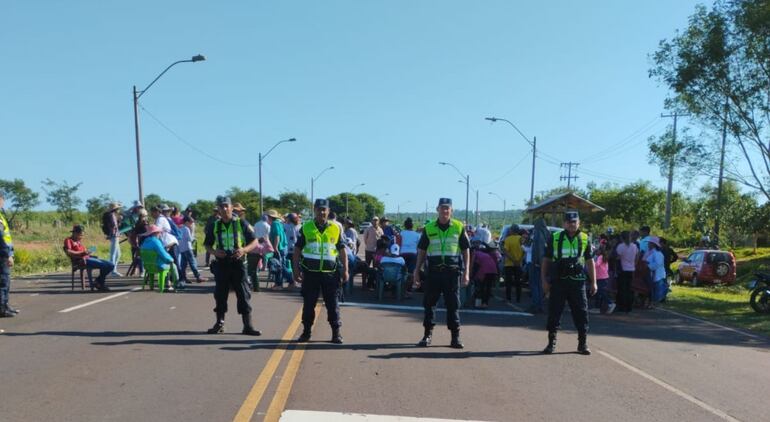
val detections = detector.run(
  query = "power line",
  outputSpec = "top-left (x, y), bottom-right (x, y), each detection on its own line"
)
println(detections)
top-left (139, 103), bottom-right (259, 168)
top-left (478, 151), bottom-right (531, 187)
top-left (579, 117), bottom-right (664, 163)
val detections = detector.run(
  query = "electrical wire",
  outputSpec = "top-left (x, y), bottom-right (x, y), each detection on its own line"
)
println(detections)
top-left (478, 151), bottom-right (531, 187)
top-left (139, 103), bottom-right (260, 168)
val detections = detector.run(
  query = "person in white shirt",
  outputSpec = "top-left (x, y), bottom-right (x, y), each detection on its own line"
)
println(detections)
top-left (178, 216), bottom-right (207, 284)
top-left (253, 215), bottom-right (271, 240)
top-left (398, 218), bottom-right (420, 294)
top-left (152, 205), bottom-right (180, 290)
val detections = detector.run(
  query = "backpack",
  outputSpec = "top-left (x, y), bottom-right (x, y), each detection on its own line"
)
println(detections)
top-left (101, 212), bottom-right (113, 236)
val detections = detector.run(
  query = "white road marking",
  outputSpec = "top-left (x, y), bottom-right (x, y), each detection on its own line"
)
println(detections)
top-left (341, 301), bottom-right (532, 317)
top-left (30, 293), bottom-right (39, 296)
top-left (280, 410), bottom-right (490, 422)
top-left (598, 350), bottom-right (742, 422)
top-left (58, 287), bottom-right (142, 313)
top-left (656, 307), bottom-right (761, 340)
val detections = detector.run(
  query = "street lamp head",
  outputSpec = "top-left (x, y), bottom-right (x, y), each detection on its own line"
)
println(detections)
top-left (485, 117), bottom-right (498, 122)
top-left (288, 138), bottom-right (297, 142)
top-left (191, 54), bottom-right (206, 62)
top-left (438, 161), bottom-right (447, 165)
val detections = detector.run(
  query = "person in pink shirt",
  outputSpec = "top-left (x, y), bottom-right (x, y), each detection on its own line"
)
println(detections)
top-left (590, 241), bottom-right (616, 314)
top-left (470, 240), bottom-right (500, 308)
top-left (614, 231), bottom-right (638, 313)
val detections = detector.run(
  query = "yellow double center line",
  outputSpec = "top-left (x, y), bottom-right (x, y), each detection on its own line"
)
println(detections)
top-left (233, 306), bottom-right (317, 422)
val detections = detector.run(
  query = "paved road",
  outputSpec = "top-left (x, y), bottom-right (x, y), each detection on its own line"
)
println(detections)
top-left (1, 264), bottom-right (768, 422)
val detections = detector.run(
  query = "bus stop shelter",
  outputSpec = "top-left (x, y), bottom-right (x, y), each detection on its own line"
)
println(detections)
top-left (525, 192), bottom-right (605, 226)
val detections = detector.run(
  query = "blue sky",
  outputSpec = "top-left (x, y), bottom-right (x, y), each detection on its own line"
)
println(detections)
top-left (1, 1), bottom-right (707, 213)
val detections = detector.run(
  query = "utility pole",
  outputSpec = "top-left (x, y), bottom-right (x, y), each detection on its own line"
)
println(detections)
top-left (560, 162), bottom-right (579, 189)
top-left (661, 111), bottom-right (690, 229)
top-left (714, 100), bottom-right (729, 247)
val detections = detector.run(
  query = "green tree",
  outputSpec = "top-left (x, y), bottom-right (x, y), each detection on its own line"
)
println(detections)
top-left (85, 194), bottom-right (114, 223)
top-left (41, 179), bottom-right (82, 224)
top-left (143, 193), bottom-right (181, 213)
top-left (186, 199), bottom-right (217, 221)
top-left (278, 191), bottom-right (311, 214)
top-left (587, 182), bottom-right (667, 229)
top-left (693, 180), bottom-right (762, 247)
top-left (0, 178), bottom-right (40, 226)
top-left (650, 0), bottom-right (770, 200)
top-left (226, 187), bottom-right (261, 222)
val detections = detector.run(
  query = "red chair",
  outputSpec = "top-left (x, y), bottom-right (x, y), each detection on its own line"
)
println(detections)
top-left (64, 247), bottom-right (92, 291)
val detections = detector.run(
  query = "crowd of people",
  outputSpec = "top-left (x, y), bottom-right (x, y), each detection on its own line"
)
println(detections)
top-left (0, 189), bottom-right (680, 354)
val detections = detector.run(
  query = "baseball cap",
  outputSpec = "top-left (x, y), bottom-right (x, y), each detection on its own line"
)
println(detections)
top-left (314, 198), bottom-right (330, 209)
top-left (216, 196), bottom-right (232, 206)
top-left (389, 244), bottom-right (400, 256)
top-left (438, 198), bottom-right (452, 207)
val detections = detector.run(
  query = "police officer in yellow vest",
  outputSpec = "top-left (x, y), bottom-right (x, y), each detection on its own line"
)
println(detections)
top-left (292, 198), bottom-right (349, 344)
top-left (541, 210), bottom-right (596, 355)
top-left (204, 196), bottom-right (262, 336)
top-left (413, 198), bottom-right (471, 349)
top-left (0, 191), bottom-right (18, 318)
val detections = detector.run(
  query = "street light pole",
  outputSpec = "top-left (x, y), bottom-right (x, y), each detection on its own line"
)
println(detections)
top-left (259, 138), bottom-right (297, 216)
top-left (345, 182), bottom-right (365, 217)
top-left (133, 54), bottom-right (205, 204)
top-left (439, 161), bottom-right (470, 224)
top-left (310, 166), bottom-right (335, 205)
top-left (397, 200), bottom-right (412, 222)
top-left (489, 192), bottom-right (506, 230)
top-left (485, 117), bottom-right (536, 205)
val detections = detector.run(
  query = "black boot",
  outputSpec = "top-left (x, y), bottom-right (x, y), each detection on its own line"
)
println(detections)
top-left (417, 327), bottom-right (433, 347)
top-left (241, 314), bottom-right (262, 336)
top-left (577, 333), bottom-right (591, 355)
top-left (0, 305), bottom-right (15, 318)
top-left (543, 331), bottom-right (557, 354)
top-left (450, 329), bottom-right (464, 349)
top-left (206, 313), bottom-right (225, 334)
top-left (331, 327), bottom-right (343, 344)
top-left (297, 325), bottom-right (312, 342)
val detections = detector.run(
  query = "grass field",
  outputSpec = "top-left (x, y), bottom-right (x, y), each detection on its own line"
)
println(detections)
top-left (664, 247), bottom-right (770, 337)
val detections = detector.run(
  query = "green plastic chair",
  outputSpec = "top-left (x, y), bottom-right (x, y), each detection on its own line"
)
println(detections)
top-left (140, 249), bottom-right (170, 293)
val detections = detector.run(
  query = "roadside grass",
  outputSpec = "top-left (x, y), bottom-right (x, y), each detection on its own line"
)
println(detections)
top-left (664, 284), bottom-right (770, 337)
top-left (664, 247), bottom-right (770, 337)
top-left (11, 221), bottom-right (129, 276)
top-left (10, 220), bottom-right (205, 277)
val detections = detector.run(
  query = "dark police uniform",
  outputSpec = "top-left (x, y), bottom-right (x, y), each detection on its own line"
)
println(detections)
top-left (294, 199), bottom-right (345, 343)
top-left (416, 198), bottom-right (470, 349)
top-left (542, 214), bottom-right (593, 355)
top-left (294, 202), bottom-right (347, 344)
top-left (204, 197), bottom-right (260, 335)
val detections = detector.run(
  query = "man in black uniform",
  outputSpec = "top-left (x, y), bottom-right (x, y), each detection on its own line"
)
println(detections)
top-left (292, 198), bottom-right (349, 344)
top-left (541, 211), bottom-right (596, 355)
top-left (413, 198), bottom-right (471, 349)
top-left (204, 196), bottom-right (261, 336)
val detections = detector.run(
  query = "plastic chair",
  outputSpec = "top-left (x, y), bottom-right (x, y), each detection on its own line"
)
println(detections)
top-left (140, 249), bottom-right (170, 293)
top-left (377, 262), bottom-right (405, 301)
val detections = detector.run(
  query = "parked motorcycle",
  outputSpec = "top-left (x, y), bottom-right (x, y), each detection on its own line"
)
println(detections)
top-left (748, 272), bottom-right (770, 313)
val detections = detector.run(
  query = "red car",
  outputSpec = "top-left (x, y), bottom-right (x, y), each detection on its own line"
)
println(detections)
top-left (676, 249), bottom-right (736, 286)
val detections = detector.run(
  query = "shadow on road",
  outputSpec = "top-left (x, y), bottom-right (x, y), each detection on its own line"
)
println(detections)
top-left (368, 350), bottom-right (550, 359)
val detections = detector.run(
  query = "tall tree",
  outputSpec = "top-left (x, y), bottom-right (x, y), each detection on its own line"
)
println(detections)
top-left (0, 178), bottom-right (40, 226)
top-left (647, 126), bottom-right (707, 228)
top-left (650, 0), bottom-right (770, 200)
top-left (41, 179), bottom-right (82, 224)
